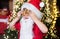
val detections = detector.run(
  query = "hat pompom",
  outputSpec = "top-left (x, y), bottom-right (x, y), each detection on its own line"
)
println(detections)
top-left (39, 2), bottom-right (45, 8)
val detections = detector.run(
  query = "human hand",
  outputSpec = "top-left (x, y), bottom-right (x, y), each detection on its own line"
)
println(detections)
top-left (29, 10), bottom-right (37, 19)
top-left (9, 26), bottom-right (16, 31)
top-left (17, 10), bottom-right (23, 17)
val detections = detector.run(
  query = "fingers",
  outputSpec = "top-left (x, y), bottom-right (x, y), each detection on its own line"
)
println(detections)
top-left (17, 10), bottom-right (23, 17)
top-left (9, 26), bottom-right (16, 31)
top-left (29, 10), bottom-right (35, 15)
top-left (29, 10), bottom-right (33, 15)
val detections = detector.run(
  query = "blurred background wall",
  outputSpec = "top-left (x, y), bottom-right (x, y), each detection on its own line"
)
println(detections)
top-left (0, 0), bottom-right (13, 11)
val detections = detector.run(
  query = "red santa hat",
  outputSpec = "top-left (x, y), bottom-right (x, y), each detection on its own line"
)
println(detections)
top-left (21, 0), bottom-right (45, 19)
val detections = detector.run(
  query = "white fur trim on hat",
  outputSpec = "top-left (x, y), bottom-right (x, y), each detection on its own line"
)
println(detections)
top-left (21, 3), bottom-right (43, 19)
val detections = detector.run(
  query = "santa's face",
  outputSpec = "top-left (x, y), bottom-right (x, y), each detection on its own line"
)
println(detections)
top-left (22, 8), bottom-right (29, 19)
top-left (22, 13), bottom-right (29, 19)
top-left (20, 14), bottom-right (34, 39)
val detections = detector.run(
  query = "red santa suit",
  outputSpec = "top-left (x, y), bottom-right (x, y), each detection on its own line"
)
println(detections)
top-left (0, 15), bottom-right (8, 34)
top-left (15, 17), bottom-right (44, 39)
top-left (15, 0), bottom-right (45, 39)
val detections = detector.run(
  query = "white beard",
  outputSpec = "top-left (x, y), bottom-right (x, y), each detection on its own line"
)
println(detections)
top-left (20, 17), bottom-right (34, 39)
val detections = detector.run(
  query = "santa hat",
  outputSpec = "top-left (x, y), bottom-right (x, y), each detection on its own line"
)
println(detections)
top-left (21, 0), bottom-right (45, 19)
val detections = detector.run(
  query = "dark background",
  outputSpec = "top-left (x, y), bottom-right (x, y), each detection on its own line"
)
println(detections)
top-left (0, 0), bottom-right (9, 9)
top-left (57, 0), bottom-right (60, 11)
top-left (56, 0), bottom-right (60, 38)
